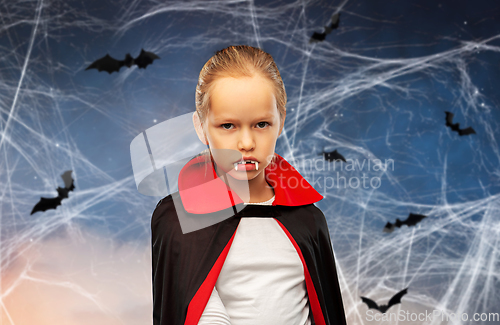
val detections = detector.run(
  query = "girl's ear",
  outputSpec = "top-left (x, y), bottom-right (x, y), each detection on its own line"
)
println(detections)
top-left (193, 112), bottom-right (208, 145)
top-left (278, 110), bottom-right (286, 136)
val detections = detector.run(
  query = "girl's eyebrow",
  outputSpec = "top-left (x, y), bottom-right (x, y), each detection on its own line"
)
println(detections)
top-left (212, 114), bottom-right (275, 122)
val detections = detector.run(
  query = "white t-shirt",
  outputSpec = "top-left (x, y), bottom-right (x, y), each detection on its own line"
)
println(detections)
top-left (198, 196), bottom-right (312, 325)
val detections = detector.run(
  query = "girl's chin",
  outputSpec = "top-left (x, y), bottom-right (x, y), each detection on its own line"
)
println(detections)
top-left (221, 169), bottom-right (260, 181)
top-left (213, 161), bottom-right (267, 181)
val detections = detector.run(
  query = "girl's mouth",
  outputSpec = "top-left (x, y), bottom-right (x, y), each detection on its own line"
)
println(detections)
top-left (233, 160), bottom-right (259, 171)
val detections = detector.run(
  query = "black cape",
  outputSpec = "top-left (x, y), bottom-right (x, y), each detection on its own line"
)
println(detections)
top-left (151, 154), bottom-right (347, 324)
top-left (152, 194), bottom-right (347, 324)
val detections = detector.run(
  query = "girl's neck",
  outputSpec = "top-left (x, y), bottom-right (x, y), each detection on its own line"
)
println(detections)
top-left (246, 179), bottom-right (275, 203)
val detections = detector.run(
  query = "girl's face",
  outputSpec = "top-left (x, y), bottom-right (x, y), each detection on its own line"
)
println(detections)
top-left (195, 75), bottom-right (284, 182)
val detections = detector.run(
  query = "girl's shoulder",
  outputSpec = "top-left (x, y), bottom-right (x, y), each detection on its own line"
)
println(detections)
top-left (151, 193), bottom-right (181, 233)
top-left (276, 203), bottom-right (329, 230)
top-left (278, 202), bottom-right (326, 217)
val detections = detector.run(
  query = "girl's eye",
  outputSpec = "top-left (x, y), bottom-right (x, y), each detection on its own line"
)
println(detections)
top-left (257, 122), bottom-right (269, 128)
top-left (221, 123), bottom-right (233, 130)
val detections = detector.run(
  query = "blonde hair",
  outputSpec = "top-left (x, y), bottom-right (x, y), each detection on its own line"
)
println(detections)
top-left (195, 45), bottom-right (286, 124)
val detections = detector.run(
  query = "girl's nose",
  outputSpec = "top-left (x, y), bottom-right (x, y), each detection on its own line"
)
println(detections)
top-left (237, 129), bottom-right (255, 151)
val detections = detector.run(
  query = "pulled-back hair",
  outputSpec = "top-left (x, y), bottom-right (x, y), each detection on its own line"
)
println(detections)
top-left (195, 45), bottom-right (286, 123)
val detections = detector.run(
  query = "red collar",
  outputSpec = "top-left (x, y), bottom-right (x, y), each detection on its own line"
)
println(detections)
top-left (178, 153), bottom-right (323, 214)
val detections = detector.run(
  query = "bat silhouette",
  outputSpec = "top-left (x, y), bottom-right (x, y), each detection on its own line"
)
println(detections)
top-left (361, 288), bottom-right (408, 313)
top-left (85, 49), bottom-right (160, 74)
top-left (318, 149), bottom-right (346, 163)
top-left (310, 13), bottom-right (340, 43)
top-left (31, 170), bottom-right (75, 215)
top-left (383, 213), bottom-right (427, 233)
top-left (445, 111), bottom-right (476, 136)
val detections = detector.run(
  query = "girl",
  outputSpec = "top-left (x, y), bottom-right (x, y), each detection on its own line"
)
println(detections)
top-left (151, 45), bottom-right (346, 325)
